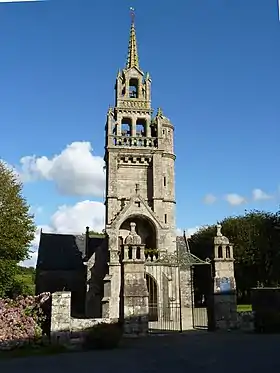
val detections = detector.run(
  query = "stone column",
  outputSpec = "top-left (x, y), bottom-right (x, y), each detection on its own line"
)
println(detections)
top-left (50, 292), bottom-right (71, 343)
top-left (121, 222), bottom-right (149, 336)
top-left (213, 225), bottom-right (237, 330)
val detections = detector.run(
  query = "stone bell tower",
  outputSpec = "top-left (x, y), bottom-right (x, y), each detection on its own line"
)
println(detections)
top-left (213, 224), bottom-right (237, 330)
top-left (103, 9), bottom-right (177, 320)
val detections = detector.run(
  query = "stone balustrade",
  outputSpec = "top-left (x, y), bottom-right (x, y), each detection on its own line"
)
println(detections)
top-left (113, 136), bottom-right (158, 148)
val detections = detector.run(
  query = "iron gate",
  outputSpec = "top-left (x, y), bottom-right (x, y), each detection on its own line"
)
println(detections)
top-left (191, 263), bottom-right (215, 330)
top-left (145, 262), bottom-right (182, 333)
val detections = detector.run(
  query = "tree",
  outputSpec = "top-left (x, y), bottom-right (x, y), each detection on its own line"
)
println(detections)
top-left (189, 210), bottom-right (280, 302)
top-left (88, 230), bottom-right (105, 237)
top-left (0, 161), bottom-right (36, 297)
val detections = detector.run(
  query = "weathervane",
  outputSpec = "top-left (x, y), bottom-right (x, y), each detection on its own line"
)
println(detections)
top-left (130, 6), bottom-right (135, 23)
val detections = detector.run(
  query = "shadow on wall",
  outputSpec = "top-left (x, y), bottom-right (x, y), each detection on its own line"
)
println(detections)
top-left (86, 237), bottom-right (109, 318)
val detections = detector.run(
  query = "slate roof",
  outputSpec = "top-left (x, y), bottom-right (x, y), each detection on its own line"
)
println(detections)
top-left (176, 236), bottom-right (209, 267)
top-left (36, 232), bottom-right (106, 271)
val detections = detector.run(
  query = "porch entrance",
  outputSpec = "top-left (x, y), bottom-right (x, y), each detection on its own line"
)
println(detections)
top-left (146, 263), bottom-right (182, 333)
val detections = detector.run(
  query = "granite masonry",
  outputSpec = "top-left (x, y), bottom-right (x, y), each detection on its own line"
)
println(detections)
top-left (44, 12), bottom-right (242, 341)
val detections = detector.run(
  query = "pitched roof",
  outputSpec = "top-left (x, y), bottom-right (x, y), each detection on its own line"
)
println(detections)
top-left (36, 232), bottom-right (106, 271)
top-left (176, 236), bottom-right (210, 267)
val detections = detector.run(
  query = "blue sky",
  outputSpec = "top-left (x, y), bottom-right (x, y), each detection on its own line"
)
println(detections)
top-left (0, 0), bottom-right (279, 263)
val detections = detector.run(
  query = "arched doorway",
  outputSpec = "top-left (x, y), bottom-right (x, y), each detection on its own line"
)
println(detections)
top-left (146, 273), bottom-right (158, 321)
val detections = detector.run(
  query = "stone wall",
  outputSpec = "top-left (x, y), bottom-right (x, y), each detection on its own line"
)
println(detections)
top-left (51, 292), bottom-right (113, 343)
top-left (237, 311), bottom-right (254, 332)
top-left (214, 293), bottom-right (238, 330)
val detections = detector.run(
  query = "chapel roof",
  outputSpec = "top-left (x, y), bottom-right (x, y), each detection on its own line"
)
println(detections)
top-left (36, 232), bottom-right (106, 271)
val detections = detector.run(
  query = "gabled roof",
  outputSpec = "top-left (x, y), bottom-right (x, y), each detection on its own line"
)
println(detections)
top-left (157, 236), bottom-right (209, 268)
top-left (176, 236), bottom-right (210, 267)
top-left (36, 232), bottom-right (106, 271)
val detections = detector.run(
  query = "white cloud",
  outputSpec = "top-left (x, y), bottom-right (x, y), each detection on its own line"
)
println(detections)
top-left (185, 226), bottom-right (200, 237)
top-left (176, 226), bottom-right (200, 238)
top-left (21, 250), bottom-right (38, 268)
top-left (21, 201), bottom-right (105, 267)
top-left (252, 188), bottom-right (272, 201)
top-left (50, 200), bottom-right (105, 234)
top-left (224, 193), bottom-right (246, 206)
top-left (29, 205), bottom-right (43, 216)
top-left (203, 194), bottom-right (217, 205)
top-left (19, 142), bottom-right (105, 197)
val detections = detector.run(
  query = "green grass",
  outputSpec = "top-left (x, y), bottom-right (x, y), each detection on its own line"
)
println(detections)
top-left (0, 344), bottom-right (68, 359)
top-left (237, 304), bottom-right (252, 312)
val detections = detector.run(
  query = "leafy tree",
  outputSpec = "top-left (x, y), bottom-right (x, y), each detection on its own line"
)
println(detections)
top-left (88, 230), bottom-right (105, 237)
top-left (0, 161), bottom-right (36, 297)
top-left (189, 210), bottom-right (280, 303)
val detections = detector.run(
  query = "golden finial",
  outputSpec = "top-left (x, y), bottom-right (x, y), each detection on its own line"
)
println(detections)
top-left (126, 7), bottom-right (139, 69)
top-left (157, 107), bottom-right (163, 117)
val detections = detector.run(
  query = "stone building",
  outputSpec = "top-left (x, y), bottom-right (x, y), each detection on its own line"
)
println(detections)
top-left (36, 11), bottom-right (200, 332)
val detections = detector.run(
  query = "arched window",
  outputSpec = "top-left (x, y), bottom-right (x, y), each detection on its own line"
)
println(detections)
top-left (128, 246), bottom-right (133, 260)
top-left (136, 247), bottom-right (141, 259)
top-left (129, 78), bottom-right (139, 98)
top-left (146, 273), bottom-right (158, 321)
top-left (121, 117), bottom-right (132, 136)
top-left (226, 246), bottom-right (231, 258)
top-left (136, 118), bottom-right (146, 137)
top-left (218, 246), bottom-right (223, 258)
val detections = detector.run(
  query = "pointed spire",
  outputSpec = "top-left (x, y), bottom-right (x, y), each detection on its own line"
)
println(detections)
top-left (126, 7), bottom-right (139, 69)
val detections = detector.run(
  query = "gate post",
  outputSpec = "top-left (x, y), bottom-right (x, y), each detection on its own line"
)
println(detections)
top-left (121, 222), bottom-right (149, 336)
top-left (213, 224), bottom-right (237, 330)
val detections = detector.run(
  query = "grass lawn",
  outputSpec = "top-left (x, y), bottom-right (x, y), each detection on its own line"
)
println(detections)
top-left (237, 304), bottom-right (252, 312)
top-left (0, 344), bottom-right (68, 359)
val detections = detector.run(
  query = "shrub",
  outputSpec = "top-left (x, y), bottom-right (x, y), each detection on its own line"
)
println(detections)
top-left (0, 292), bottom-right (51, 350)
top-left (83, 322), bottom-right (123, 350)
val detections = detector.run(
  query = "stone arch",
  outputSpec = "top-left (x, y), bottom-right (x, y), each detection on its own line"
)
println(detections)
top-left (146, 272), bottom-right (158, 321)
top-left (129, 78), bottom-right (139, 98)
top-left (121, 117), bottom-right (132, 136)
top-left (118, 214), bottom-right (158, 250)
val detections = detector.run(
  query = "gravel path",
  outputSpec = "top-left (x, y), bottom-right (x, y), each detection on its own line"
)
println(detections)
top-left (1, 331), bottom-right (280, 373)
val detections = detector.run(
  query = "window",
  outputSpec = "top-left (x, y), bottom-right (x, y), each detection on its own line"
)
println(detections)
top-left (136, 247), bottom-right (141, 260)
top-left (226, 246), bottom-right (231, 258)
top-left (218, 246), bottom-right (223, 258)
top-left (163, 176), bottom-right (166, 187)
top-left (121, 117), bottom-right (132, 136)
top-left (129, 78), bottom-right (139, 98)
top-left (136, 118), bottom-right (146, 137)
top-left (164, 214), bottom-right (167, 224)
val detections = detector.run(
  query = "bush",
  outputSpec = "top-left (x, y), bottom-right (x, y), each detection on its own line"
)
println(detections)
top-left (0, 293), bottom-right (51, 350)
top-left (83, 322), bottom-right (123, 350)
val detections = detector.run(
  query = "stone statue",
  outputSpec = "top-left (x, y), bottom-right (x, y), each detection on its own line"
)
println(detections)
top-left (125, 222), bottom-right (142, 245)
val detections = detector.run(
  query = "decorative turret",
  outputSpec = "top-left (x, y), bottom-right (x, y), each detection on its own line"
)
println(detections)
top-left (214, 224), bottom-right (234, 260)
top-left (213, 224), bottom-right (237, 330)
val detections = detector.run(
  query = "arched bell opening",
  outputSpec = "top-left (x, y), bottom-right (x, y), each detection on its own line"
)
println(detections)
top-left (129, 78), bottom-right (139, 98)
top-left (121, 117), bottom-right (132, 136)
